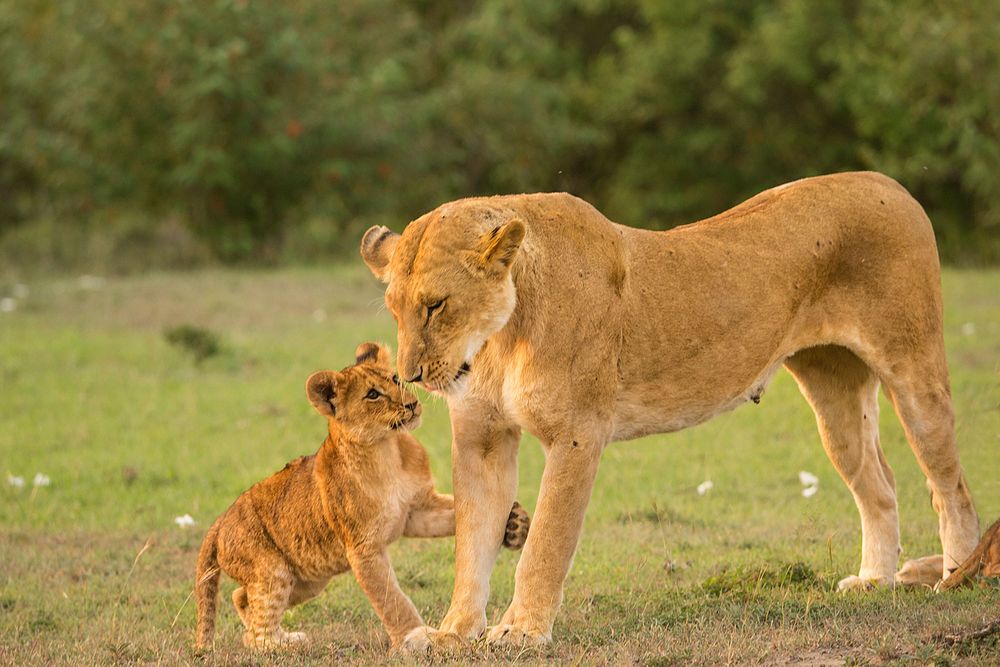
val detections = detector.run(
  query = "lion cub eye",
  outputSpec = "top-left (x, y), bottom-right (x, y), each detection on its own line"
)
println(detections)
top-left (365, 388), bottom-right (381, 400)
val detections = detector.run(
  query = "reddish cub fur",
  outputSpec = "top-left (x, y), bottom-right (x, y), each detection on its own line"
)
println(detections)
top-left (194, 342), bottom-right (530, 651)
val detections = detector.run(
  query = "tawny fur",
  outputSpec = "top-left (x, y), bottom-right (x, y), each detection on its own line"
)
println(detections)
top-left (895, 555), bottom-right (945, 588)
top-left (361, 171), bottom-right (980, 645)
top-left (194, 342), bottom-right (530, 651)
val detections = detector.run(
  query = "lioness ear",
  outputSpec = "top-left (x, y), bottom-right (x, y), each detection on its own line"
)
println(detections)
top-left (470, 219), bottom-right (525, 276)
top-left (360, 225), bottom-right (400, 283)
top-left (306, 370), bottom-right (341, 417)
top-left (354, 341), bottom-right (393, 368)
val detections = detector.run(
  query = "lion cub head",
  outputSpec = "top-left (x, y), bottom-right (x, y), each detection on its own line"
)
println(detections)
top-left (359, 204), bottom-right (525, 394)
top-left (306, 342), bottom-right (421, 439)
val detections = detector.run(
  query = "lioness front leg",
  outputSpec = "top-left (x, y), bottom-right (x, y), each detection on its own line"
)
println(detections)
top-left (438, 406), bottom-right (521, 640)
top-left (488, 434), bottom-right (604, 646)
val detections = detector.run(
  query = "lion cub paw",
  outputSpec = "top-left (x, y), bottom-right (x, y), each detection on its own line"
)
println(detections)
top-left (502, 502), bottom-right (530, 551)
top-left (242, 629), bottom-right (307, 650)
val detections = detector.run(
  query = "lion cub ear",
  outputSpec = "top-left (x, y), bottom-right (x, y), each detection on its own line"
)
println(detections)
top-left (360, 225), bottom-right (400, 283)
top-left (306, 370), bottom-right (342, 417)
top-left (354, 342), bottom-right (393, 368)
top-left (467, 219), bottom-right (525, 277)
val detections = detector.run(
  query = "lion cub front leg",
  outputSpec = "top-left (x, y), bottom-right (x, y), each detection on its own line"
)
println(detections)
top-left (404, 492), bottom-right (530, 551)
top-left (347, 546), bottom-right (429, 649)
top-left (404, 492), bottom-right (455, 538)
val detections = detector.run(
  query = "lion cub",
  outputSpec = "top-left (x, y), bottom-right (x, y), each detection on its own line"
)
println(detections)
top-left (194, 342), bottom-right (530, 651)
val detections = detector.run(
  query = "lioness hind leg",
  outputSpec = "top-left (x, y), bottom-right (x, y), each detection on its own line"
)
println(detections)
top-left (881, 364), bottom-right (979, 577)
top-left (786, 345), bottom-right (900, 590)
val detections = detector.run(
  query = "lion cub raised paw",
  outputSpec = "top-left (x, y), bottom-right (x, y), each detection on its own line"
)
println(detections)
top-left (192, 342), bottom-right (529, 652)
top-left (503, 502), bottom-right (531, 550)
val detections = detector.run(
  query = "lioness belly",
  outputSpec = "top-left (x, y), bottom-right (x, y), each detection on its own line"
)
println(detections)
top-left (611, 353), bottom-right (787, 441)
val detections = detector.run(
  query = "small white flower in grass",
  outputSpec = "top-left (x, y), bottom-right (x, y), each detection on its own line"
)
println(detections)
top-left (697, 480), bottom-right (714, 496)
top-left (33, 473), bottom-right (50, 487)
top-left (174, 514), bottom-right (196, 528)
top-left (798, 470), bottom-right (819, 487)
top-left (7, 474), bottom-right (25, 488)
top-left (961, 322), bottom-right (976, 337)
top-left (312, 308), bottom-right (327, 322)
top-left (0, 297), bottom-right (15, 313)
top-left (799, 470), bottom-right (819, 498)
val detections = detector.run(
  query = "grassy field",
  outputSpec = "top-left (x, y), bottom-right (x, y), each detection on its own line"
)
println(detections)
top-left (1, 265), bottom-right (998, 666)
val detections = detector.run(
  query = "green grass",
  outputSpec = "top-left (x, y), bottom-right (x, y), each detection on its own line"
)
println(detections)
top-left (1, 265), bottom-right (998, 665)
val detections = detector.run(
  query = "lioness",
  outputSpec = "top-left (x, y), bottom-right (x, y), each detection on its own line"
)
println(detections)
top-left (193, 342), bottom-right (530, 651)
top-left (360, 171), bottom-right (980, 645)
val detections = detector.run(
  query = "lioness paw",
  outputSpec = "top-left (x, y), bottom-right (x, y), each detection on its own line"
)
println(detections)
top-left (895, 555), bottom-right (944, 589)
top-left (837, 574), bottom-right (892, 592)
top-left (397, 626), bottom-right (464, 654)
top-left (502, 502), bottom-right (530, 551)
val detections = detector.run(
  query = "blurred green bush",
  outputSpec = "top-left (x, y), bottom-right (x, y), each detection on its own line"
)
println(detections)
top-left (1, 0), bottom-right (997, 269)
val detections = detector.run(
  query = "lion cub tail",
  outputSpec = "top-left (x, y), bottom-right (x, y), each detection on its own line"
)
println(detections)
top-left (194, 521), bottom-right (222, 651)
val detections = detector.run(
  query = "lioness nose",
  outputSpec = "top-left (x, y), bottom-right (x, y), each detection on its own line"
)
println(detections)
top-left (405, 367), bottom-right (423, 383)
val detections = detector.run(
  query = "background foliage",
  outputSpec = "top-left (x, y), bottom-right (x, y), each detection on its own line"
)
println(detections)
top-left (2, 0), bottom-right (998, 269)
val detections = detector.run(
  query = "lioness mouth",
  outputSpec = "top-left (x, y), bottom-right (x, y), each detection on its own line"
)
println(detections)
top-left (453, 362), bottom-right (471, 382)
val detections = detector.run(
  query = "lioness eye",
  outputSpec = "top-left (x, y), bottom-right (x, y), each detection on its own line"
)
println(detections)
top-left (426, 299), bottom-right (445, 319)
top-left (365, 388), bottom-right (380, 400)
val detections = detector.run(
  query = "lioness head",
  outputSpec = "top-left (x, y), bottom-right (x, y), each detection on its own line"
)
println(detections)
top-left (306, 342), bottom-right (421, 437)
top-left (360, 208), bottom-right (525, 394)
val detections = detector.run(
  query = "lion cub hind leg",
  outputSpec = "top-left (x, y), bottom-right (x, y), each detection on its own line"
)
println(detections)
top-left (232, 587), bottom-right (250, 627)
top-left (241, 564), bottom-right (306, 650)
top-left (786, 346), bottom-right (901, 590)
